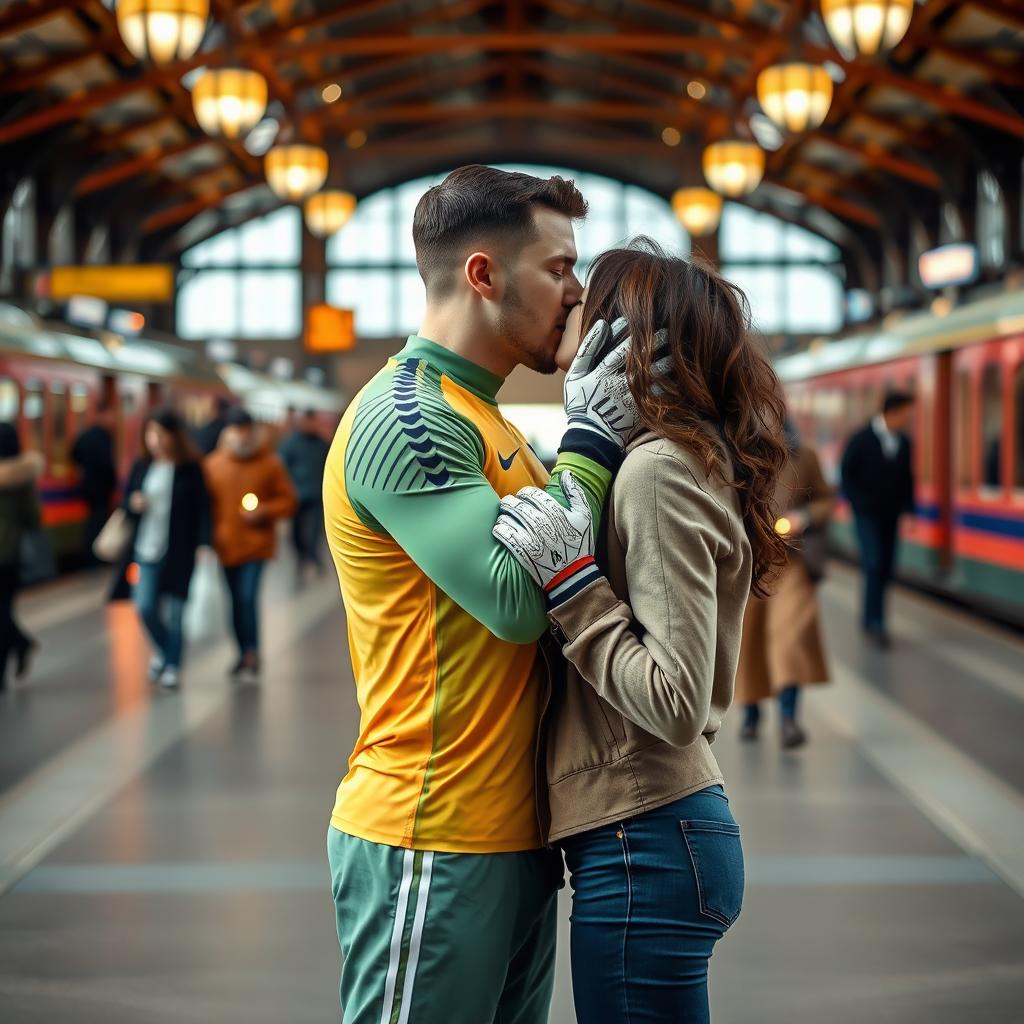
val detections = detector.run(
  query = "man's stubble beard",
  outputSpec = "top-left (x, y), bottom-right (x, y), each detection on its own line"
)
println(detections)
top-left (497, 276), bottom-right (559, 376)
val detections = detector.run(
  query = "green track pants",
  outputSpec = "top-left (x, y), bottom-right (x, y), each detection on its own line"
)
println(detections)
top-left (327, 827), bottom-right (562, 1024)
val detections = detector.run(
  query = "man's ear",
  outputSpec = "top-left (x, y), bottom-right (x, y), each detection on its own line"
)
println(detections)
top-left (465, 251), bottom-right (500, 300)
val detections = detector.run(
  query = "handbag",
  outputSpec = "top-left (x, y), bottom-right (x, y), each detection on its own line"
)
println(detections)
top-left (795, 523), bottom-right (827, 584)
top-left (93, 508), bottom-right (133, 563)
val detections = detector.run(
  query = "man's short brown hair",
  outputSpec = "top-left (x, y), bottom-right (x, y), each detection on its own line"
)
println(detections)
top-left (412, 165), bottom-right (588, 298)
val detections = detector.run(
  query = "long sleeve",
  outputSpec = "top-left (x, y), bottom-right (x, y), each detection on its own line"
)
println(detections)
top-left (261, 456), bottom-right (298, 521)
top-left (344, 368), bottom-right (612, 645)
top-left (548, 448), bottom-right (741, 747)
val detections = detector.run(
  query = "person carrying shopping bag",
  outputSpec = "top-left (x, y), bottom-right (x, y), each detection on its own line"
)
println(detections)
top-left (124, 408), bottom-right (210, 690)
top-left (203, 407), bottom-right (296, 683)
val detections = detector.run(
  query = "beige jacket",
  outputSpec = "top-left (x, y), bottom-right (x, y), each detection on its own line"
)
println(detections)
top-left (542, 431), bottom-right (753, 842)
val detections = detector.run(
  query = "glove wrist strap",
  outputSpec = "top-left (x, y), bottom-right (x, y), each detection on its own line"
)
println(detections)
top-left (544, 555), bottom-right (602, 609)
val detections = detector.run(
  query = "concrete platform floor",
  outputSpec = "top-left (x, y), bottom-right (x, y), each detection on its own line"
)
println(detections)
top-left (0, 557), bottom-right (1022, 1023)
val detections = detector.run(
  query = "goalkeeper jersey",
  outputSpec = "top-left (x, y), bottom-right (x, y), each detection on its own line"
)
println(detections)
top-left (325, 335), bottom-right (613, 853)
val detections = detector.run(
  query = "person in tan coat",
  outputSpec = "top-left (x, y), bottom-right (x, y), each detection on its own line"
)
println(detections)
top-left (203, 408), bottom-right (296, 681)
top-left (736, 423), bottom-right (835, 748)
top-left (493, 242), bottom-right (789, 1023)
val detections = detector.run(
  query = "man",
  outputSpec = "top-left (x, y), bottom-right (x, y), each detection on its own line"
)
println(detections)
top-left (840, 390), bottom-right (915, 648)
top-left (71, 401), bottom-right (117, 564)
top-left (323, 165), bottom-right (636, 1024)
top-left (194, 395), bottom-right (232, 456)
top-left (204, 407), bottom-right (296, 681)
top-left (279, 408), bottom-right (330, 581)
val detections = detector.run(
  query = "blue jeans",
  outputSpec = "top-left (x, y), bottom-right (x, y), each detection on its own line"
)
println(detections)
top-left (223, 560), bottom-right (265, 658)
top-left (133, 561), bottom-right (185, 670)
top-left (853, 514), bottom-right (898, 632)
top-left (561, 786), bottom-right (744, 1024)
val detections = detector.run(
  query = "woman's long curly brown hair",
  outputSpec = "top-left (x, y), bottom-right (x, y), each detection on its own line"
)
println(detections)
top-left (582, 239), bottom-right (789, 596)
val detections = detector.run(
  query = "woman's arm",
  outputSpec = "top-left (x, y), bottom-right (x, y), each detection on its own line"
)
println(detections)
top-left (548, 449), bottom-right (735, 748)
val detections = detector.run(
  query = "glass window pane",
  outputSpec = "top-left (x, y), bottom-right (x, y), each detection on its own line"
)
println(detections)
top-left (328, 191), bottom-right (395, 265)
top-left (239, 271), bottom-right (301, 338)
top-left (720, 205), bottom-right (783, 260)
top-left (785, 225), bottom-right (839, 262)
top-left (723, 266), bottom-right (782, 332)
top-left (956, 370), bottom-right (973, 490)
top-left (624, 188), bottom-right (687, 255)
top-left (785, 267), bottom-right (843, 333)
top-left (397, 269), bottom-right (426, 336)
top-left (24, 379), bottom-right (44, 456)
top-left (980, 363), bottom-right (1003, 491)
top-left (177, 271), bottom-right (239, 338)
top-left (0, 377), bottom-right (18, 421)
top-left (181, 230), bottom-right (239, 267)
top-left (49, 380), bottom-right (69, 478)
top-left (239, 208), bottom-right (300, 266)
top-left (327, 270), bottom-right (395, 337)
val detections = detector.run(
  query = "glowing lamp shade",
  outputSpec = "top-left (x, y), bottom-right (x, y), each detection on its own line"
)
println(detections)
top-left (671, 188), bottom-right (723, 237)
top-left (264, 145), bottom-right (329, 203)
top-left (304, 191), bottom-right (358, 237)
top-left (820, 0), bottom-right (914, 58)
top-left (702, 141), bottom-right (765, 198)
top-left (756, 63), bottom-right (833, 133)
top-left (116, 0), bottom-right (209, 64)
top-left (192, 68), bottom-right (268, 139)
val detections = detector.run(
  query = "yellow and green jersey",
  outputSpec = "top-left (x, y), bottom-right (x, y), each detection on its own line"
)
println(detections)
top-left (325, 335), bottom-right (615, 853)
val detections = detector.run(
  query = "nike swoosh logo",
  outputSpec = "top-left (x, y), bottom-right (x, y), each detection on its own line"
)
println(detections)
top-left (498, 448), bottom-right (520, 471)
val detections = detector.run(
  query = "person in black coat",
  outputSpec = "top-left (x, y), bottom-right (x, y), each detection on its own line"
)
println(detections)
top-left (72, 402), bottom-right (117, 565)
top-left (279, 409), bottom-right (331, 581)
top-left (840, 390), bottom-right (916, 647)
top-left (124, 408), bottom-right (209, 689)
top-left (194, 396), bottom-right (233, 456)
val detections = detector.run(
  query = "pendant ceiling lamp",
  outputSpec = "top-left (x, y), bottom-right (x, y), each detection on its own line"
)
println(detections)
top-left (192, 68), bottom-right (268, 139)
top-left (265, 144), bottom-right (329, 203)
top-left (671, 189), bottom-right (723, 237)
top-left (820, 0), bottom-right (914, 58)
top-left (116, 0), bottom-right (209, 64)
top-left (702, 141), bottom-right (765, 198)
top-left (305, 191), bottom-right (358, 237)
top-left (756, 63), bottom-right (834, 133)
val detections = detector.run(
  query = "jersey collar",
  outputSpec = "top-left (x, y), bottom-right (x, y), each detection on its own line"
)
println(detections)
top-left (399, 335), bottom-right (504, 405)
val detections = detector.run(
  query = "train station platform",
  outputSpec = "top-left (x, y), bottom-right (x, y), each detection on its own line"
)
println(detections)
top-left (0, 555), bottom-right (1022, 1023)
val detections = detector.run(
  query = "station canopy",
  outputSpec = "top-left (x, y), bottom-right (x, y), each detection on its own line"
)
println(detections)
top-left (1, 0), bottom-right (1022, 281)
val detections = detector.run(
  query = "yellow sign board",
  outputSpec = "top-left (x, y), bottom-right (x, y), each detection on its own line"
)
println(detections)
top-left (306, 304), bottom-right (355, 353)
top-left (49, 264), bottom-right (174, 302)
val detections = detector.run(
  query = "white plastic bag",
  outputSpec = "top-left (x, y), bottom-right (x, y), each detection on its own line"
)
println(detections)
top-left (183, 551), bottom-right (226, 643)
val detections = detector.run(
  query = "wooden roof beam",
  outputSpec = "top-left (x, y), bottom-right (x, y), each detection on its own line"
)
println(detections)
top-left (0, 0), bottom-right (91, 37)
top-left (76, 136), bottom-right (214, 195)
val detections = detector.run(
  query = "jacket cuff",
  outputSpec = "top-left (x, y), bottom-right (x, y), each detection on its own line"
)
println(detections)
top-left (547, 574), bottom-right (622, 641)
top-left (557, 428), bottom-right (623, 474)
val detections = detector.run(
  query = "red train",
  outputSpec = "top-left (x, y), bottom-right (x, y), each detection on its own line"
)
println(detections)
top-left (777, 288), bottom-right (1024, 625)
top-left (0, 304), bottom-right (346, 568)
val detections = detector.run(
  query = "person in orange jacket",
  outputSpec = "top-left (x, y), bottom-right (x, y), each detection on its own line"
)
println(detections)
top-left (203, 407), bottom-right (296, 681)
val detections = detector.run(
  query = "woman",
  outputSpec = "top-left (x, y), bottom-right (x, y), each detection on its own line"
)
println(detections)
top-left (125, 408), bottom-right (209, 689)
top-left (203, 407), bottom-right (295, 682)
top-left (494, 241), bottom-right (788, 1022)
top-left (0, 423), bottom-right (42, 690)
top-left (736, 422), bottom-right (834, 748)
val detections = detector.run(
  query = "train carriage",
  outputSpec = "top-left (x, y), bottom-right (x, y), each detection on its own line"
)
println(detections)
top-left (776, 289), bottom-right (1024, 625)
top-left (0, 303), bottom-right (347, 571)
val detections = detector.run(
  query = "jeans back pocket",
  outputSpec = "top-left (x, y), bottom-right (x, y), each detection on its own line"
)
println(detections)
top-left (680, 819), bottom-right (745, 929)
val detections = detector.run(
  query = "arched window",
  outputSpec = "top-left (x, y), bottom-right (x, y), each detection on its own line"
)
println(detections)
top-left (719, 205), bottom-right (843, 334)
top-left (325, 165), bottom-right (688, 339)
top-left (176, 207), bottom-right (302, 340)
